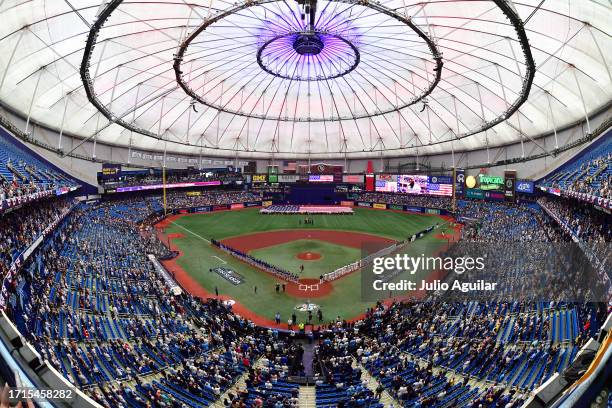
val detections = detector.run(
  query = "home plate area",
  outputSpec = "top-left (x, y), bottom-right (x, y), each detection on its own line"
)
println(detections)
top-left (286, 278), bottom-right (332, 298)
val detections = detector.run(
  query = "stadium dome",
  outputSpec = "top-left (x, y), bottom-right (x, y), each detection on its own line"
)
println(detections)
top-left (0, 0), bottom-right (609, 159)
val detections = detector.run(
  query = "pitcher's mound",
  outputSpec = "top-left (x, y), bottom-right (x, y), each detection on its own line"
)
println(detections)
top-left (296, 251), bottom-right (322, 261)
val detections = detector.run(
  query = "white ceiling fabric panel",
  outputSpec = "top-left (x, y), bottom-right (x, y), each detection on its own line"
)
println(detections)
top-left (0, 0), bottom-right (609, 158)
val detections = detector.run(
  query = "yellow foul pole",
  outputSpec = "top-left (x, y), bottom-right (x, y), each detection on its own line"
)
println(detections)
top-left (162, 166), bottom-right (167, 216)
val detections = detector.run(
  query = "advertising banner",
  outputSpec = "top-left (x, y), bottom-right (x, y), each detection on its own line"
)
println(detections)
top-left (389, 204), bottom-right (403, 211)
top-left (340, 201), bottom-right (355, 207)
top-left (309, 174), bottom-right (334, 182)
top-left (342, 175), bottom-right (364, 183)
top-left (455, 168), bottom-right (465, 196)
top-left (278, 174), bottom-right (300, 183)
top-left (429, 175), bottom-right (452, 184)
top-left (465, 188), bottom-right (484, 199)
top-left (116, 180), bottom-right (221, 192)
top-left (244, 202), bottom-right (261, 207)
top-left (101, 163), bottom-right (122, 179)
top-left (405, 207), bottom-right (424, 213)
top-left (192, 206), bottom-right (212, 213)
top-left (252, 174), bottom-right (267, 183)
top-left (504, 170), bottom-right (517, 201)
top-left (213, 205), bottom-right (229, 211)
top-left (373, 203), bottom-right (387, 209)
top-left (357, 202), bottom-right (372, 207)
top-left (365, 174), bottom-right (375, 191)
top-left (262, 200), bottom-right (273, 207)
top-left (516, 180), bottom-right (534, 194)
top-left (230, 203), bottom-right (245, 210)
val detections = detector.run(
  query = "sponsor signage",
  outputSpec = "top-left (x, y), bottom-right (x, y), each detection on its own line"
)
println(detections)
top-left (486, 191), bottom-right (505, 200)
top-left (455, 169), bottom-right (465, 196)
top-left (342, 174), bottom-right (364, 183)
top-left (357, 202), bottom-right (372, 207)
top-left (213, 205), bottom-right (229, 211)
top-left (244, 202), bottom-right (261, 207)
top-left (429, 175), bottom-right (452, 184)
top-left (365, 174), bottom-right (375, 191)
top-left (309, 174), bottom-right (334, 182)
top-left (212, 267), bottom-right (244, 285)
top-left (278, 174), bottom-right (300, 183)
top-left (193, 206), bottom-right (211, 212)
top-left (466, 188), bottom-right (484, 199)
top-left (101, 163), bottom-right (122, 178)
top-left (373, 203), bottom-right (387, 209)
top-left (479, 175), bottom-right (504, 185)
top-left (230, 203), bottom-right (245, 210)
top-left (252, 174), bottom-right (267, 183)
top-left (262, 200), bottom-right (273, 207)
top-left (116, 180), bottom-right (221, 192)
top-left (516, 180), bottom-right (534, 194)
top-left (389, 204), bottom-right (403, 210)
top-left (186, 191), bottom-right (202, 196)
top-left (504, 170), bottom-right (517, 200)
top-left (425, 208), bottom-right (441, 215)
top-left (405, 207), bottom-right (423, 213)
top-left (340, 201), bottom-right (354, 207)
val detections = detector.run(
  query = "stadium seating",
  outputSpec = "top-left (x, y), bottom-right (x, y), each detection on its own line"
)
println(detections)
top-left (0, 131), bottom-right (78, 202)
top-left (0, 149), bottom-right (608, 407)
top-left (540, 136), bottom-right (611, 198)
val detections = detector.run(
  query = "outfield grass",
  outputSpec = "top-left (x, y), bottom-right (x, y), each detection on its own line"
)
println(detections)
top-left (250, 239), bottom-right (363, 279)
top-left (162, 208), bottom-right (455, 324)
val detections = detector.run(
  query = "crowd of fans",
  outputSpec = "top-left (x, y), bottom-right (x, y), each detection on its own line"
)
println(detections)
top-left (167, 190), bottom-right (262, 209)
top-left (355, 192), bottom-right (452, 210)
top-left (100, 170), bottom-right (243, 189)
top-left (0, 174), bottom-right (40, 201)
top-left (0, 198), bottom-right (73, 282)
top-left (541, 143), bottom-right (611, 199)
top-left (0, 185), bottom-right (608, 407)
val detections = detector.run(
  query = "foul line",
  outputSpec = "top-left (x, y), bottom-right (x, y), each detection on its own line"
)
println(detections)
top-left (170, 221), bottom-right (211, 244)
top-left (212, 256), bottom-right (227, 264)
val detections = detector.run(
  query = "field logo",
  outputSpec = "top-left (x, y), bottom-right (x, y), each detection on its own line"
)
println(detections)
top-left (294, 302), bottom-right (319, 312)
top-left (222, 299), bottom-right (236, 307)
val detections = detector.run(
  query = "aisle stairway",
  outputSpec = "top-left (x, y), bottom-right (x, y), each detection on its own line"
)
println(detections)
top-left (299, 386), bottom-right (317, 408)
top-left (212, 358), bottom-right (264, 407)
top-left (354, 358), bottom-right (401, 407)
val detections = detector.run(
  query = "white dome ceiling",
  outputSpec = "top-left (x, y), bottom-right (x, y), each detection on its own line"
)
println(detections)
top-left (0, 0), bottom-right (609, 159)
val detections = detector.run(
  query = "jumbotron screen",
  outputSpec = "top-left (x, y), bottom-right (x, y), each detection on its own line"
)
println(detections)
top-left (375, 174), bottom-right (453, 196)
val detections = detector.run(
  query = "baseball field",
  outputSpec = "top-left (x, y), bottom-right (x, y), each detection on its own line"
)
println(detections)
top-left (156, 207), bottom-right (459, 327)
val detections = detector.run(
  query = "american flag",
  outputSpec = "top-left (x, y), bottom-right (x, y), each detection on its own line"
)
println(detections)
top-left (427, 183), bottom-right (453, 196)
top-left (283, 161), bottom-right (297, 173)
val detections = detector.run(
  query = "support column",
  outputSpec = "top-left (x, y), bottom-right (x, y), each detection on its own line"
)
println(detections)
top-left (571, 67), bottom-right (591, 134)
top-left (25, 68), bottom-right (44, 135)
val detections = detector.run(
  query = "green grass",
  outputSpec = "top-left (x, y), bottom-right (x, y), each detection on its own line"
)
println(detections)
top-left (167, 208), bottom-right (443, 240)
top-left (162, 208), bottom-right (455, 323)
top-left (250, 239), bottom-right (362, 279)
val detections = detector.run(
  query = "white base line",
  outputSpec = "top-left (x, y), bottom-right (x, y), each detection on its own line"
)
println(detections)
top-left (170, 221), bottom-right (211, 244)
